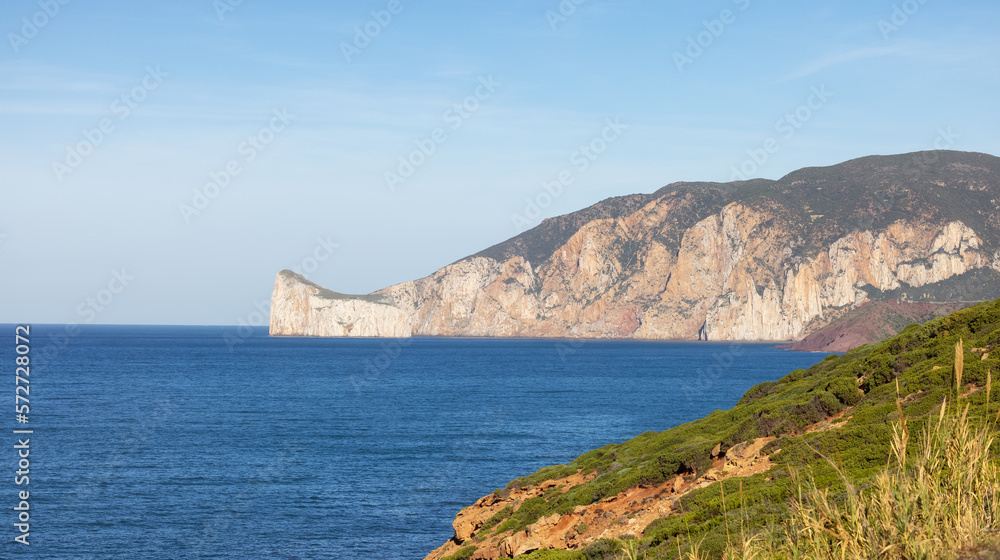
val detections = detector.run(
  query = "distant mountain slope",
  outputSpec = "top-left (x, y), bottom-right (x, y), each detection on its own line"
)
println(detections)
top-left (271, 150), bottom-right (1000, 344)
top-left (786, 300), bottom-right (971, 352)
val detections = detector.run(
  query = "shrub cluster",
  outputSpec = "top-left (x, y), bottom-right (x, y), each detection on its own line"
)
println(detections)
top-left (491, 299), bottom-right (1000, 559)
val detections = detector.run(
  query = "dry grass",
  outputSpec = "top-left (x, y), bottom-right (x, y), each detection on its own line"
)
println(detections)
top-left (715, 340), bottom-right (1000, 560)
top-left (598, 341), bottom-right (1000, 560)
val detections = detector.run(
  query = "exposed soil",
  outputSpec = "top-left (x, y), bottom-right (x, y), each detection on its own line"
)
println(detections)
top-left (424, 437), bottom-right (781, 559)
top-left (788, 300), bottom-right (970, 353)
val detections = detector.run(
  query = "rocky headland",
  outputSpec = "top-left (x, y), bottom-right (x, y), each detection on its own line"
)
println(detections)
top-left (271, 151), bottom-right (1000, 349)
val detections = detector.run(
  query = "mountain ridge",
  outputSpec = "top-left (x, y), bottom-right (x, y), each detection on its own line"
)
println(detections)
top-left (270, 150), bottom-right (1000, 346)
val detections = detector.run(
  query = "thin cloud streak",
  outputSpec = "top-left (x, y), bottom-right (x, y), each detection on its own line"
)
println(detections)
top-left (784, 44), bottom-right (914, 80)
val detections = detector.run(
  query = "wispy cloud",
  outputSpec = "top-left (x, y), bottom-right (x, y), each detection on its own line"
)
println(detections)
top-left (784, 39), bottom-right (998, 81)
top-left (0, 62), bottom-right (122, 93)
top-left (784, 44), bottom-right (914, 80)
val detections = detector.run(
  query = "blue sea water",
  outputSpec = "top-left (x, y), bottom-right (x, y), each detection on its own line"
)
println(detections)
top-left (1, 325), bottom-right (828, 559)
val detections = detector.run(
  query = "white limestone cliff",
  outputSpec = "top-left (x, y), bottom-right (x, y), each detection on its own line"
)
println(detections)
top-left (270, 197), bottom-right (998, 342)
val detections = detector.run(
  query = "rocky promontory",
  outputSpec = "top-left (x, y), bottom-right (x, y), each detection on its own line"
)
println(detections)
top-left (271, 151), bottom-right (1000, 347)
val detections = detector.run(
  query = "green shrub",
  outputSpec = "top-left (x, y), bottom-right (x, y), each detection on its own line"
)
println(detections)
top-left (442, 545), bottom-right (477, 560)
top-left (479, 505), bottom-right (513, 533)
top-left (827, 376), bottom-right (862, 405)
top-left (495, 496), bottom-right (549, 534)
top-left (489, 299), bottom-right (1000, 560)
top-left (582, 539), bottom-right (621, 559)
top-left (860, 354), bottom-right (894, 392)
top-left (737, 381), bottom-right (773, 405)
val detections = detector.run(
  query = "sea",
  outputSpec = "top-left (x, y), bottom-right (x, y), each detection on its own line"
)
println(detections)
top-left (0, 325), bottom-right (828, 559)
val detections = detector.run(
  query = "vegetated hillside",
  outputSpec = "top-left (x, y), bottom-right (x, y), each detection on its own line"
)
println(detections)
top-left (424, 298), bottom-right (1000, 560)
top-left (273, 150), bottom-right (1000, 346)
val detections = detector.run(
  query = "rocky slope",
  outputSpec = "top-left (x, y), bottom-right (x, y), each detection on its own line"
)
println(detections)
top-left (785, 300), bottom-right (970, 352)
top-left (270, 151), bottom-right (1000, 344)
top-left (424, 437), bottom-right (780, 559)
top-left (422, 299), bottom-right (1000, 559)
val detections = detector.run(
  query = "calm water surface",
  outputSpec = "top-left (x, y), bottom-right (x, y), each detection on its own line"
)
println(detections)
top-left (1, 325), bottom-right (828, 559)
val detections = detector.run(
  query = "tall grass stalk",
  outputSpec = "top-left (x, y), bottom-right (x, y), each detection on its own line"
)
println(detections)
top-left (727, 343), bottom-right (1000, 559)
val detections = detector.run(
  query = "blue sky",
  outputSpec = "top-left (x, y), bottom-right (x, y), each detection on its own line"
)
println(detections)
top-left (1, 0), bottom-right (998, 325)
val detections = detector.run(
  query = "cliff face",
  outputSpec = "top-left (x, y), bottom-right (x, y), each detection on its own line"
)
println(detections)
top-left (270, 151), bottom-right (1000, 342)
top-left (269, 272), bottom-right (412, 337)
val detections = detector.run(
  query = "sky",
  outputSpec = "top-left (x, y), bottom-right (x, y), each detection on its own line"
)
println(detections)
top-left (1, 0), bottom-right (998, 326)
